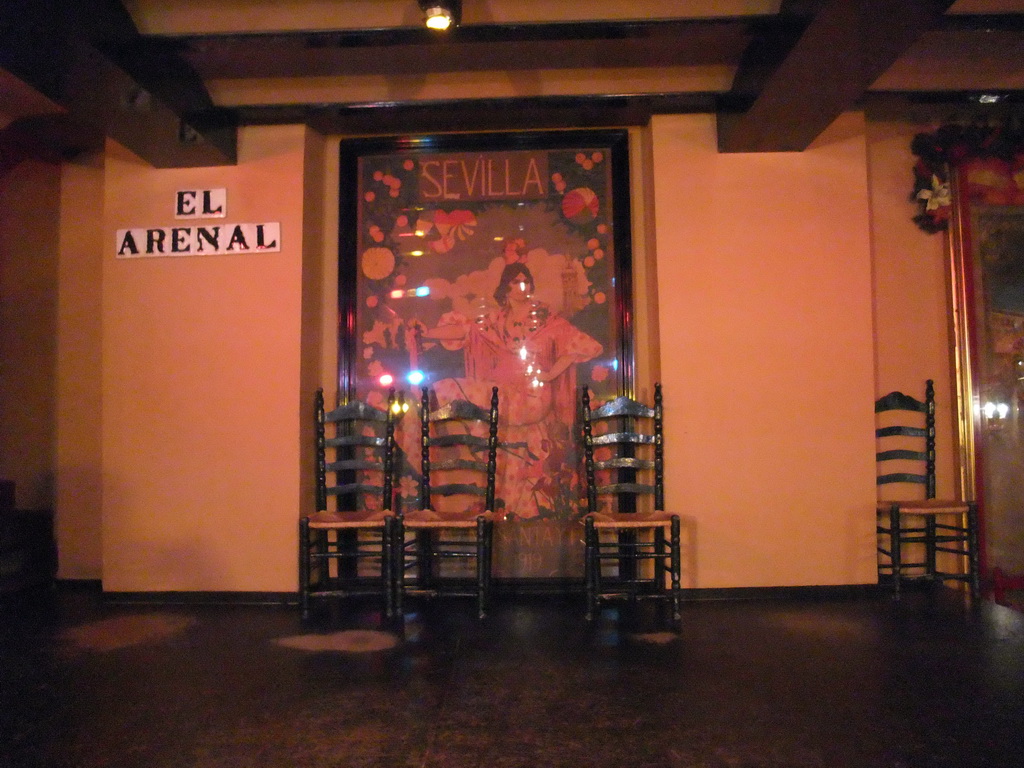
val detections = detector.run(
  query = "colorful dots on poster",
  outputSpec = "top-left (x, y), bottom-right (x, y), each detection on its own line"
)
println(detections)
top-left (362, 247), bottom-right (395, 280)
top-left (562, 187), bottom-right (598, 223)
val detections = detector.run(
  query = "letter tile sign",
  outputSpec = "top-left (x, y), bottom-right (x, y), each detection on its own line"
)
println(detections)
top-left (116, 188), bottom-right (281, 258)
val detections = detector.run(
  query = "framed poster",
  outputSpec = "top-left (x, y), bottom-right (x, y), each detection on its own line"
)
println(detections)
top-left (339, 130), bottom-right (633, 581)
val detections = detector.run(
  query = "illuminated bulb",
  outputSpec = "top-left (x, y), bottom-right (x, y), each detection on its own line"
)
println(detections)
top-left (982, 401), bottom-right (1009, 419)
top-left (379, 374), bottom-right (394, 387)
top-left (423, 5), bottom-right (453, 29)
top-left (407, 370), bottom-right (425, 386)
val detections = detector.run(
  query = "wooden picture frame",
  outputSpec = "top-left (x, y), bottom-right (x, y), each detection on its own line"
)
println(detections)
top-left (950, 190), bottom-right (1024, 582)
top-left (338, 130), bottom-right (634, 581)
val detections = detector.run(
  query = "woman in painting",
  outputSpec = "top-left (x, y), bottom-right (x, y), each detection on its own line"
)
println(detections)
top-left (411, 241), bottom-right (603, 519)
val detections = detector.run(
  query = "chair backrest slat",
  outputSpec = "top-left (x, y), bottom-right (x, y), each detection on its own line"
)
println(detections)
top-left (325, 459), bottom-right (385, 473)
top-left (876, 449), bottom-right (928, 463)
top-left (430, 483), bottom-right (489, 497)
top-left (594, 457), bottom-right (656, 472)
top-left (326, 482), bottom-right (386, 497)
top-left (877, 472), bottom-right (928, 486)
top-left (430, 457), bottom-right (489, 473)
top-left (875, 390), bottom-right (927, 414)
top-left (595, 482), bottom-right (658, 496)
top-left (326, 435), bottom-right (387, 449)
top-left (325, 399), bottom-right (390, 423)
top-left (429, 434), bottom-right (490, 450)
top-left (876, 426), bottom-right (927, 439)
top-left (592, 432), bottom-right (658, 447)
top-left (592, 395), bottom-right (656, 420)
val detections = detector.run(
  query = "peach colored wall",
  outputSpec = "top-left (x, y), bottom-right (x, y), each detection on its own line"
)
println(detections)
top-left (55, 153), bottom-right (105, 578)
top-left (49, 110), bottom-right (961, 591)
top-left (865, 105), bottom-right (959, 498)
top-left (101, 125), bottom-right (308, 592)
top-left (0, 159), bottom-right (60, 510)
top-left (299, 131), bottom-right (328, 528)
top-left (650, 113), bottom-right (879, 587)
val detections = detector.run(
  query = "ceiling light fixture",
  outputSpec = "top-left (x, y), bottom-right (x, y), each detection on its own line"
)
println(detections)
top-left (418, 0), bottom-right (460, 31)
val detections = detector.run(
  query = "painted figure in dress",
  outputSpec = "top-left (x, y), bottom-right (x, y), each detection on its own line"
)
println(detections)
top-left (409, 239), bottom-right (602, 519)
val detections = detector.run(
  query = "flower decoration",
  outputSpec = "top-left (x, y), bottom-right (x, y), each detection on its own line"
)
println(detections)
top-left (915, 174), bottom-right (952, 228)
top-left (434, 209), bottom-right (476, 241)
top-left (503, 238), bottom-right (527, 263)
top-left (911, 121), bottom-right (1024, 234)
top-left (415, 209), bottom-right (477, 254)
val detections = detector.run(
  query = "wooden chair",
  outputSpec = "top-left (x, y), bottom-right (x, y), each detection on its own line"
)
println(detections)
top-left (299, 388), bottom-right (398, 620)
top-left (875, 379), bottom-right (980, 601)
top-left (582, 383), bottom-right (682, 623)
top-left (394, 386), bottom-right (499, 619)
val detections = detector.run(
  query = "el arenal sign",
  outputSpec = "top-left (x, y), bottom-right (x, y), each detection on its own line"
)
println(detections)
top-left (116, 188), bottom-right (281, 258)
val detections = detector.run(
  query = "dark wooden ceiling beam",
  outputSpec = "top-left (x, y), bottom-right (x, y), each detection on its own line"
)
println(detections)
top-left (0, 0), bottom-right (235, 167)
top-left (717, 0), bottom-right (956, 153)
top-left (228, 92), bottom-right (716, 136)
top-left (172, 18), bottom-right (751, 79)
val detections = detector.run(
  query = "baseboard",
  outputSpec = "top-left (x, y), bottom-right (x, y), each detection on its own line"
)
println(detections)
top-left (501, 581), bottom-right (884, 601)
top-left (682, 583), bottom-right (884, 602)
top-left (100, 589), bottom-right (297, 606)
top-left (54, 580), bottom-right (886, 606)
top-left (55, 578), bottom-right (102, 591)
top-left (493, 578), bottom-right (582, 596)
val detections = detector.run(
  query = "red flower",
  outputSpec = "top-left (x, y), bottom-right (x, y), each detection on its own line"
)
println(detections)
top-left (503, 238), bottom-right (527, 264)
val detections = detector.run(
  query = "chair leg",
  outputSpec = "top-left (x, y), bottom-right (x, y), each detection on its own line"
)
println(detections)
top-left (925, 515), bottom-right (937, 583)
top-left (392, 519), bottom-right (405, 617)
top-left (967, 502), bottom-right (981, 601)
top-left (670, 515), bottom-right (682, 623)
top-left (584, 516), bottom-right (597, 621)
top-left (654, 527), bottom-right (666, 592)
top-left (383, 516), bottom-right (395, 619)
top-left (417, 530), bottom-right (433, 588)
top-left (485, 519), bottom-right (494, 606)
top-left (475, 516), bottom-right (486, 619)
top-left (890, 504), bottom-right (902, 601)
top-left (621, 529), bottom-right (636, 602)
top-left (299, 516), bottom-right (311, 620)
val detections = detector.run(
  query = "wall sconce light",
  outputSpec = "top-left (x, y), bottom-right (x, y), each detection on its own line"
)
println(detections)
top-left (418, 0), bottom-right (460, 30)
top-left (982, 399), bottom-right (1011, 433)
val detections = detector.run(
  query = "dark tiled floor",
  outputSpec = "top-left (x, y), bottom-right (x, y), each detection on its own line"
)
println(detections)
top-left (2, 584), bottom-right (1024, 768)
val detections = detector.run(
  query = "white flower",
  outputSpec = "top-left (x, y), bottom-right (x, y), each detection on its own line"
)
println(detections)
top-left (917, 174), bottom-right (951, 211)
